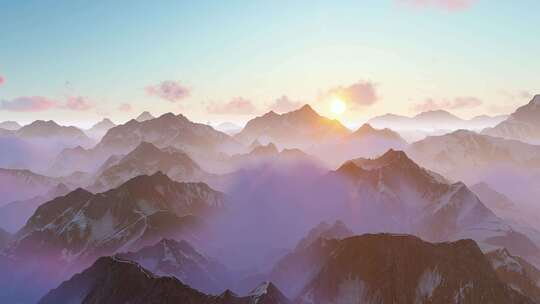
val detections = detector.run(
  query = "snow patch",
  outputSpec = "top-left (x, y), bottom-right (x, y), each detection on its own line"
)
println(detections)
top-left (415, 269), bottom-right (442, 303)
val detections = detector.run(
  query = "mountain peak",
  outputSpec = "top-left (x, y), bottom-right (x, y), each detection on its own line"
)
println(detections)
top-left (378, 149), bottom-right (410, 163)
top-left (136, 111), bottom-right (155, 122)
top-left (294, 104), bottom-right (318, 116)
top-left (529, 94), bottom-right (540, 105)
top-left (414, 109), bottom-right (460, 121)
top-left (248, 281), bottom-right (285, 300)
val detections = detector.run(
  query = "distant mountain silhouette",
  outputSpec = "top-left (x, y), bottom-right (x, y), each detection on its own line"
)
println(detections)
top-left (369, 110), bottom-right (506, 131)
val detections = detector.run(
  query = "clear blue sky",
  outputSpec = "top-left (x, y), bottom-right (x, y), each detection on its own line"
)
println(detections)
top-left (1, 0), bottom-right (539, 127)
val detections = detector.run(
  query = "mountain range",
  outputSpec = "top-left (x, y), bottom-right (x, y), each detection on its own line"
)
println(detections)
top-left (116, 238), bottom-right (230, 294)
top-left (369, 109), bottom-right (507, 131)
top-left (91, 142), bottom-right (208, 191)
top-left (11, 172), bottom-right (224, 266)
top-left (39, 256), bottom-right (291, 304)
top-left (39, 233), bottom-right (537, 304)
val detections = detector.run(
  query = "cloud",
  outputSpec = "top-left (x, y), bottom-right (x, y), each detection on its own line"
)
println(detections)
top-left (0, 76), bottom-right (4, 86)
top-left (62, 96), bottom-right (93, 111)
top-left (487, 90), bottom-right (532, 114)
top-left (0, 96), bottom-right (57, 112)
top-left (398, 0), bottom-right (475, 11)
top-left (324, 81), bottom-right (379, 108)
top-left (146, 80), bottom-right (190, 102)
top-left (207, 97), bottom-right (257, 115)
top-left (118, 103), bottom-right (132, 112)
top-left (268, 96), bottom-right (303, 113)
top-left (411, 96), bottom-right (482, 112)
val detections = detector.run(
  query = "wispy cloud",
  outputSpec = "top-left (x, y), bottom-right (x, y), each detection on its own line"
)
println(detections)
top-left (62, 96), bottom-right (93, 111)
top-left (323, 81), bottom-right (379, 108)
top-left (118, 103), bottom-right (132, 112)
top-left (487, 90), bottom-right (532, 114)
top-left (0, 96), bottom-right (57, 112)
top-left (207, 97), bottom-right (257, 115)
top-left (268, 95), bottom-right (303, 113)
top-left (146, 80), bottom-right (190, 102)
top-left (0, 75), bottom-right (5, 86)
top-left (411, 96), bottom-right (482, 112)
top-left (398, 0), bottom-right (475, 12)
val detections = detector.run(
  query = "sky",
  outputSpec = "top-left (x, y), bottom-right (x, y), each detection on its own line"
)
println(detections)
top-left (0, 0), bottom-right (539, 128)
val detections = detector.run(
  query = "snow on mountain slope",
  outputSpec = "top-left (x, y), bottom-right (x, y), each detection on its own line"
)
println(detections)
top-left (53, 112), bottom-right (243, 177)
top-left (117, 238), bottom-right (230, 294)
top-left (11, 172), bottom-right (224, 265)
top-left (296, 234), bottom-right (533, 304)
top-left (92, 142), bottom-right (208, 191)
top-left (38, 256), bottom-right (290, 304)
top-left (484, 95), bottom-right (540, 144)
top-left (327, 150), bottom-right (540, 263)
top-left (486, 248), bottom-right (540, 302)
top-left (407, 130), bottom-right (540, 181)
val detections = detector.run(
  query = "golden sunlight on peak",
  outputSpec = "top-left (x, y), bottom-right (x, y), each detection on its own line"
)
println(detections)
top-left (330, 97), bottom-right (346, 116)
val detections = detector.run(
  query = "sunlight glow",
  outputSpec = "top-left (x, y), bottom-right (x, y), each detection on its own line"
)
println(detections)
top-left (330, 97), bottom-right (346, 115)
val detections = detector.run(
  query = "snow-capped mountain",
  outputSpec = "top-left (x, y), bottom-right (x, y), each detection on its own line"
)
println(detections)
top-left (98, 113), bottom-right (241, 155)
top-left (0, 121), bottom-right (21, 131)
top-left (135, 111), bottom-right (155, 122)
top-left (0, 168), bottom-right (61, 206)
top-left (484, 94), bottom-right (540, 144)
top-left (407, 129), bottom-right (540, 182)
top-left (52, 112), bottom-right (243, 177)
top-left (11, 172), bottom-right (224, 265)
top-left (234, 104), bottom-right (350, 149)
top-left (0, 183), bottom-right (70, 232)
top-left (327, 150), bottom-right (540, 262)
top-left (92, 142), bottom-right (208, 191)
top-left (38, 256), bottom-right (290, 304)
top-left (311, 123), bottom-right (408, 168)
top-left (85, 118), bottom-right (116, 140)
top-left (117, 238), bottom-right (230, 294)
top-left (296, 234), bottom-right (533, 304)
top-left (486, 248), bottom-right (540, 302)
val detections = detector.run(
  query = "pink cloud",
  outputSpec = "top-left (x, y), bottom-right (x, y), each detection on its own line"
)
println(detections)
top-left (268, 96), bottom-right (303, 113)
top-left (146, 80), bottom-right (190, 102)
top-left (411, 96), bottom-right (482, 112)
top-left (0, 76), bottom-right (5, 86)
top-left (325, 81), bottom-right (379, 108)
top-left (62, 96), bottom-right (93, 111)
top-left (399, 0), bottom-right (475, 12)
top-left (118, 103), bottom-right (132, 112)
top-left (207, 97), bottom-right (257, 115)
top-left (0, 96), bottom-right (57, 112)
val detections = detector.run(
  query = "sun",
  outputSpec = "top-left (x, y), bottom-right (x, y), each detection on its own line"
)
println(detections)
top-left (330, 97), bottom-right (346, 115)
